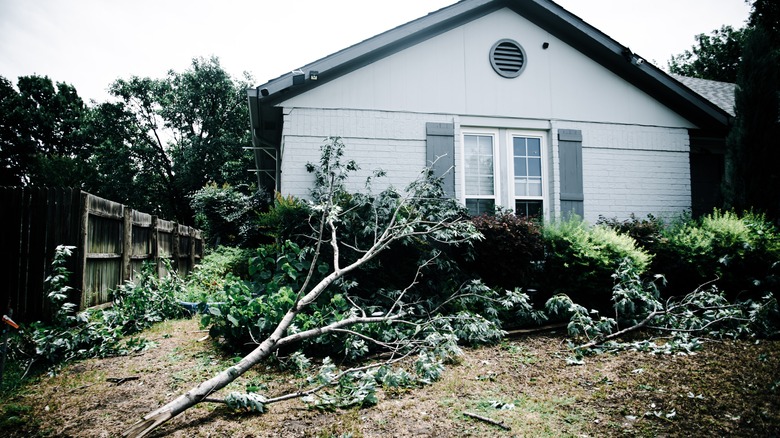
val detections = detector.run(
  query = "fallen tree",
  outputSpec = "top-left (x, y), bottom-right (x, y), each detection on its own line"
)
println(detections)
top-left (123, 138), bottom-right (485, 437)
top-left (546, 258), bottom-right (779, 357)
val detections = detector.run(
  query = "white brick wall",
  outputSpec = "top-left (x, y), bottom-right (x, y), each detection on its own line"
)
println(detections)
top-left (280, 108), bottom-right (452, 198)
top-left (555, 122), bottom-right (691, 222)
top-left (280, 108), bottom-right (692, 222)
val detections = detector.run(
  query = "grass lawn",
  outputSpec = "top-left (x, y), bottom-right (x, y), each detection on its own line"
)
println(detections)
top-left (2, 317), bottom-right (778, 437)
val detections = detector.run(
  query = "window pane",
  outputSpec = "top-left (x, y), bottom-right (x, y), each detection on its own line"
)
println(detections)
top-left (464, 134), bottom-right (494, 198)
top-left (527, 138), bottom-right (541, 156)
top-left (479, 156), bottom-right (494, 172)
top-left (466, 199), bottom-right (495, 216)
top-left (514, 157), bottom-right (527, 177)
top-left (465, 155), bottom-right (478, 171)
top-left (515, 200), bottom-right (543, 218)
top-left (465, 176), bottom-right (479, 195)
top-left (515, 178), bottom-right (527, 196)
top-left (528, 180), bottom-right (542, 196)
top-left (479, 141), bottom-right (493, 156)
top-left (464, 135), bottom-right (478, 154)
top-left (478, 176), bottom-right (494, 195)
top-left (528, 157), bottom-right (541, 177)
top-left (513, 138), bottom-right (527, 156)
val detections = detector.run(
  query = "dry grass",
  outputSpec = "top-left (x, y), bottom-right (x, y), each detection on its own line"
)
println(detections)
top-left (2, 317), bottom-right (779, 437)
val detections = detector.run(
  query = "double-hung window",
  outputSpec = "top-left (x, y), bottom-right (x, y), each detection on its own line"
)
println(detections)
top-left (463, 132), bottom-right (497, 215)
top-left (462, 128), bottom-right (547, 217)
top-left (511, 135), bottom-right (544, 217)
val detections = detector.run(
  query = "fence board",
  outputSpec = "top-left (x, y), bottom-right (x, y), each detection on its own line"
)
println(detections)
top-left (26, 188), bottom-right (48, 319)
top-left (1, 188), bottom-right (203, 322)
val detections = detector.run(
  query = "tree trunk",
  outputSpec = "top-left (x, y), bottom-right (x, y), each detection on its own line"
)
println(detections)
top-left (123, 311), bottom-right (294, 437)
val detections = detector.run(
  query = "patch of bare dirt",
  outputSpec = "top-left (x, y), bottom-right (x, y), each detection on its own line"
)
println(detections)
top-left (2, 318), bottom-right (779, 437)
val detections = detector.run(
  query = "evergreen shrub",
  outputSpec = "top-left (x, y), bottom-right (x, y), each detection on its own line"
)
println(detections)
top-left (190, 183), bottom-right (269, 247)
top-left (656, 210), bottom-right (780, 298)
top-left (255, 193), bottom-right (313, 246)
top-left (540, 218), bottom-right (651, 312)
top-left (179, 245), bottom-right (253, 303)
top-left (596, 213), bottom-right (665, 254)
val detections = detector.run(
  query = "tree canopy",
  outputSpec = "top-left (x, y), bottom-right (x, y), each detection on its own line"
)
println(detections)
top-left (668, 0), bottom-right (780, 83)
top-left (722, 26), bottom-right (780, 218)
top-left (667, 0), bottom-right (780, 221)
top-left (668, 25), bottom-right (746, 82)
top-left (0, 56), bottom-right (254, 223)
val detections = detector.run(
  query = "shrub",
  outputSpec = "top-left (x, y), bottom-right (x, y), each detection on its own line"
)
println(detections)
top-left (202, 241), bottom-right (342, 352)
top-left (18, 248), bottom-right (186, 368)
top-left (256, 193), bottom-right (313, 246)
top-left (179, 246), bottom-right (253, 303)
top-left (190, 183), bottom-right (270, 248)
top-left (596, 213), bottom-right (665, 254)
top-left (657, 210), bottom-right (780, 299)
top-left (540, 218), bottom-right (651, 312)
top-left (467, 211), bottom-right (544, 290)
top-left (103, 262), bottom-right (187, 334)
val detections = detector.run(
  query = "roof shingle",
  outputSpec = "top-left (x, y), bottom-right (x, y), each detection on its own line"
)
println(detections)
top-left (672, 74), bottom-right (736, 117)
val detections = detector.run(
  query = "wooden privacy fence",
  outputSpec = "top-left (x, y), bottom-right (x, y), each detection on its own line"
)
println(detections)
top-left (0, 187), bottom-right (203, 323)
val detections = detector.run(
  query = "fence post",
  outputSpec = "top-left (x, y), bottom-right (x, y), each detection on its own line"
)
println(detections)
top-left (78, 192), bottom-right (90, 309)
top-left (122, 207), bottom-right (132, 282)
top-left (172, 223), bottom-right (181, 275)
top-left (188, 226), bottom-right (196, 274)
top-left (151, 216), bottom-right (159, 278)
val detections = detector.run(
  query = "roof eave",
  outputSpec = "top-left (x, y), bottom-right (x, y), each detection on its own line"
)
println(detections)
top-left (515, 0), bottom-right (731, 130)
top-left (250, 0), bottom-right (503, 107)
top-left (248, 0), bottom-right (731, 132)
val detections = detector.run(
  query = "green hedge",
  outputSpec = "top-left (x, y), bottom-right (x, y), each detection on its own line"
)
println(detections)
top-left (539, 218), bottom-right (651, 312)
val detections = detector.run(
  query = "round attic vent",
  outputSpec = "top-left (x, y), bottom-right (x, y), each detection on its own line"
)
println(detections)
top-left (489, 39), bottom-right (526, 78)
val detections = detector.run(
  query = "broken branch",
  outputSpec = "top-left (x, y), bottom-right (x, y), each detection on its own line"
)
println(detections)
top-left (463, 411), bottom-right (511, 431)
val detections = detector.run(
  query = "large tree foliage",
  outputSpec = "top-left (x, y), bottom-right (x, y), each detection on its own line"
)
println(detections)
top-left (108, 56), bottom-right (254, 222)
top-left (667, 0), bottom-right (780, 82)
top-left (668, 25), bottom-right (746, 82)
top-left (0, 76), bottom-right (29, 185)
top-left (1, 56), bottom-right (254, 224)
top-left (668, 1), bottom-right (780, 220)
top-left (722, 26), bottom-right (780, 218)
top-left (0, 75), bottom-right (93, 186)
top-left (748, 0), bottom-right (780, 47)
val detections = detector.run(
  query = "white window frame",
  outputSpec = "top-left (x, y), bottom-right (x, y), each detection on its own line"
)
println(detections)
top-left (460, 129), bottom-right (498, 215)
top-left (506, 130), bottom-right (548, 217)
top-left (459, 127), bottom-right (548, 216)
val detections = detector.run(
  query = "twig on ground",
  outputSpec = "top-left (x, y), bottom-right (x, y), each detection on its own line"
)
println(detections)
top-left (463, 411), bottom-right (511, 431)
top-left (107, 377), bottom-right (140, 385)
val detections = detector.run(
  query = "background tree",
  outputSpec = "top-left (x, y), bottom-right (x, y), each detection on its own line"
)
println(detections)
top-left (79, 101), bottom-right (146, 209)
top-left (668, 25), bottom-right (746, 82)
top-left (0, 76), bottom-right (30, 185)
top-left (669, 1), bottom-right (780, 220)
top-left (0, 75), bottom-right (93, 187)
top-left (109, 56), bottom-right (254, 222)
top-left (1, 56), bottom-right (254, 226)
top-left (722, 27), bottom-right (780, 219)
top-left (748, 0), bottom-right (780, 46)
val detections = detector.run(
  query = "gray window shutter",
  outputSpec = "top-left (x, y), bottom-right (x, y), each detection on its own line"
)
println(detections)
top-left (426, 122), bottom-right (455, 197)
top-left (558, 129), bottom-right (584, 219)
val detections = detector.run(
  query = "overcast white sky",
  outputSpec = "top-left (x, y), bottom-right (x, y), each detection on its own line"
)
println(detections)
top-left (0, 0), bottom-right (751, 103)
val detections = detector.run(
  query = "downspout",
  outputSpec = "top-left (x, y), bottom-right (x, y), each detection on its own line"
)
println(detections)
top-left (251, 86), bottom-right (264, 191)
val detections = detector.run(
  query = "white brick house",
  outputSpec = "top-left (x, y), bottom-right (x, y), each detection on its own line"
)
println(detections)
top-left (247, 0), bottom-right (731, 223)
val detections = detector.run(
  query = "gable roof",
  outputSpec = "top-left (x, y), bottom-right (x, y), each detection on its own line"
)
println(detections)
top-left (248, 0), bottom-right (732, 132)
